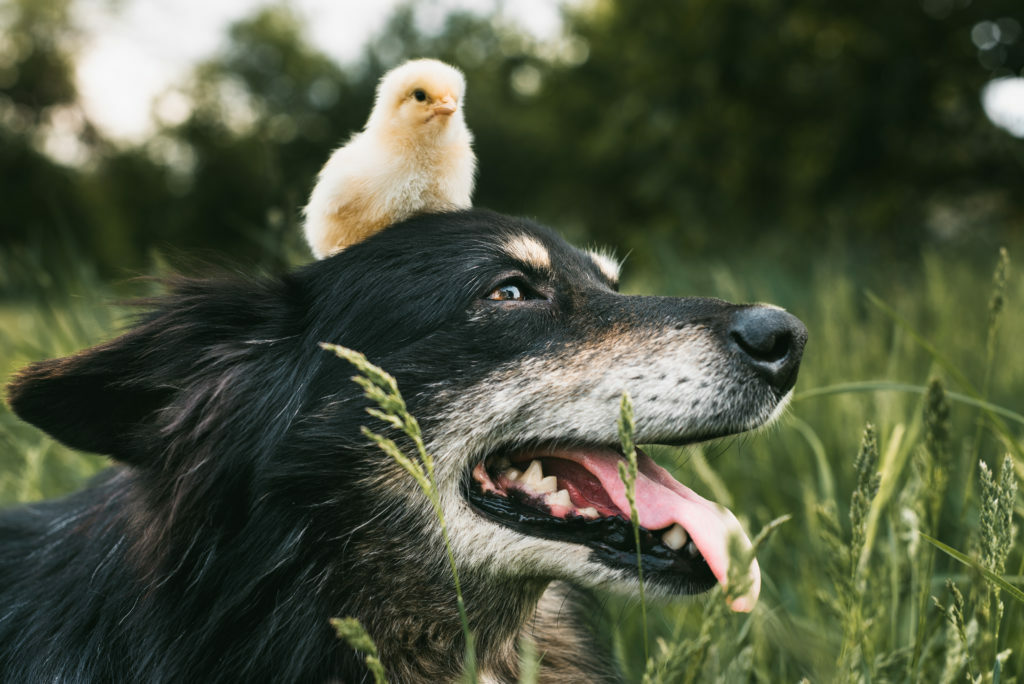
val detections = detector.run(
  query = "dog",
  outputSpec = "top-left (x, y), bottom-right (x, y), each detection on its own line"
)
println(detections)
top-left (1, 209), bottom-right (806, 682)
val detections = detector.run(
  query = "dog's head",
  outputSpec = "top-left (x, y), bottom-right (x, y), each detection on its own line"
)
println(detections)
top-left (7, 209), bottom-right (805, 612)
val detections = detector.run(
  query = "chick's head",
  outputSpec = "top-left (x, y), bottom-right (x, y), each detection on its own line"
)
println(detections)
top-left (370, 58), bottom-right (467, 135)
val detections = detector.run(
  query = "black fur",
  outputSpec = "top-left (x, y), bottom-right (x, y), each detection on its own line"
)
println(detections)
top-left (1, 209), bottom-right (805, 682)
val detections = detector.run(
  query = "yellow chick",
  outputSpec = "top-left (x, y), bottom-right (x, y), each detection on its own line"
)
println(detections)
top-left (303, 58), bottom-right (476, 258)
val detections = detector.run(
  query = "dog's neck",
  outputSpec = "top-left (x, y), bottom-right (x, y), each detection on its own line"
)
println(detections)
top-left (342, 555), bottom-right (548, 681)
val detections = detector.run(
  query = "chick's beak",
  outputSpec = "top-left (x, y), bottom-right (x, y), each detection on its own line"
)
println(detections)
top-left (431, 94), bottom-right (458, 115)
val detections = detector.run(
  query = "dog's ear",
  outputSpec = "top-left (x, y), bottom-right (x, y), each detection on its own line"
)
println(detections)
top-left (6, 276), bottom-right (298, 465)
top-left (6, 330), bottom-right (170, 462)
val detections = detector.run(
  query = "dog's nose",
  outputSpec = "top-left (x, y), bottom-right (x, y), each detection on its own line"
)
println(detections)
top-left (728, 307), bottom-right (807, 393)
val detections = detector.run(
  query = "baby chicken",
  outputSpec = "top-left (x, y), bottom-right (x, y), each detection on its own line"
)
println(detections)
top-left (303, 58), bottom-right (476, 258)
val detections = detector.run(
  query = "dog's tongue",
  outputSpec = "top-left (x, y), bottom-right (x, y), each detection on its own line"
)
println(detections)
top-left (551, 447), bottom-right (760, 612)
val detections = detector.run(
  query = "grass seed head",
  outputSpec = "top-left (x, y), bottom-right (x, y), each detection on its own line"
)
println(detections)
top-left (850, 423), bottom-right (881, 574)
top-left (988, 247), bottom-right (1009, 323)
top-left (924, 378), bottom-right (950, 468)
top-left (330, 617), bottom-right (389, 684)
top-left (978, 456), bottom-right (1017, 577)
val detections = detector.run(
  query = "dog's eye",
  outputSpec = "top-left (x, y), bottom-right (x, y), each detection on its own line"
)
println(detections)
top-left (413, 89), bottom-right (427, 102)
top-left (487, 284), bottom-right (526, 301)
top-left (483, 276), bottom-right (545, 303)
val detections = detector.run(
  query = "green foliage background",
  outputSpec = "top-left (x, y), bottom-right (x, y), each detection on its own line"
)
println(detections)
top-left (1, 0), bottom-right (1022, 680)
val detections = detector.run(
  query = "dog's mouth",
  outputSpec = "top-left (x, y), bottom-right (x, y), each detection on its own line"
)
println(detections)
top-left (467, 445), bottom-right (759, 611)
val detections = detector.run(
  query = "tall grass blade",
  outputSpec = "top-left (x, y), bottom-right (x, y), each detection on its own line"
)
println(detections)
top-left (750, 513), bottom-right (793, 551)
top-left (920, 533), bottom-right (1024, 604)
top-left (968, 248), bottom-right (1012, 498)
top-left (788, 415), bottom-right (835, 502)
top-left (864, 290), bottom-right (975, 393)
top-left (794, 382), bottom-right (1024, 429)
top-left (320, 343), bottom-right (477, 682)
top-left (617, 391), bottom-right (648, 662)
top-left (862, 287), bottom-right (1023, 460)
top-left (982, 247), bottom-right (1010, 403)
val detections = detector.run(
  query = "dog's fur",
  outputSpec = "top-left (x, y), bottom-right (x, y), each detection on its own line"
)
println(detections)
top-left (1, 209), bottom-right (805, 682)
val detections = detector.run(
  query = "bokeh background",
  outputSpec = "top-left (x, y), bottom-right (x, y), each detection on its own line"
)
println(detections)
top-left (1, 0), bottom-right (1022, 680)
top-left (2, 0), bottom-right (1023, 275)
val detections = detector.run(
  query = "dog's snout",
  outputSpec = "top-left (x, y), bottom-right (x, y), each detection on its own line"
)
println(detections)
top-left (728, 307), bottom-right (807, 393)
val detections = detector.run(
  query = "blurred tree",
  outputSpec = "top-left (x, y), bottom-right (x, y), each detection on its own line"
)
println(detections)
top-left (150, 7), bottom-right (372, 269)
top-left (2, 0), bottom-right (1022, 279)
top-left (0, 0), bottom-right (98, 262)
top-left (325, 1), bottom-right (1024, 266)
top-left (1, 0), bottom-right (77, 112)
top-left (531, 0), bottom-right (1024, 261)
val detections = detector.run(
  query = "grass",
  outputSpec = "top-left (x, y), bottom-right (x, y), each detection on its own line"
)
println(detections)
top-left (1, 244), bottom-right (1021, 681)
top-left (330, 617), bottom-right (388, 684)
top-left (321, 343), bottom-right (476, 683)
top-left (617, 391), bottom-right (649, 663)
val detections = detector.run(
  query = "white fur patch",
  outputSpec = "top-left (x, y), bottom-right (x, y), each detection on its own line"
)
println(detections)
top-left (503, 235), bottom-right (551, 271)
top-left (585, 248), bottom-right (621, 284)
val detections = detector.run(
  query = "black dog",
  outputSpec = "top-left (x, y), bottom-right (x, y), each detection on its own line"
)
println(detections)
top-left (1, 210), bottom-right (805, 682)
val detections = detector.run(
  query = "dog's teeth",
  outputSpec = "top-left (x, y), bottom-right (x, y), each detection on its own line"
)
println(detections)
top-left (522, 460), bottom-right (544, 487)
top-left (662, 524), bottom-right (689, 551)
top-left (578, 507), bottom-right (599, 519)
top-left (537, 476), bottom-right (558, 494)
top-left (685, 540), bottom-right (699, 558)
top-left (549, 489), bottom-right (571, 507)
top-left (503, 468), bottom-right (522, 482)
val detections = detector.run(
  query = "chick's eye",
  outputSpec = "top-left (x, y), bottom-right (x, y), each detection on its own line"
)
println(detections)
top-left (413, 89), bottom-right (427, 102)
top-left (486, 284), bottom-right (525, 301)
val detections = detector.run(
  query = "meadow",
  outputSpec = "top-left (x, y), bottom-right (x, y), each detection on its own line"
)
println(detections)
top-left (1, 241), bottom-right (1021, 682)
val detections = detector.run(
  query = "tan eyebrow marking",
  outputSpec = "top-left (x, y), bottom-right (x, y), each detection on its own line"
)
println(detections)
top-left (586, 248), bottom-right (621, 283)
top-left (503, 235), bottom-right (551, 271)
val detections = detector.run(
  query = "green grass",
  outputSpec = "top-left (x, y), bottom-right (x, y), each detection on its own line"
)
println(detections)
top-left (617, 391), bottom-right (650, 663)
top-left (1, 246), bottom-right (1020, 681)
top-left (609, 247), bottom-right (1024, 682)
top-left (321, 343), bottom-right (477, 683)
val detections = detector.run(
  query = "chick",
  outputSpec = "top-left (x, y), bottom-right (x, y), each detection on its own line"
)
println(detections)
top-left (303, 58), bottom-right (476, 258)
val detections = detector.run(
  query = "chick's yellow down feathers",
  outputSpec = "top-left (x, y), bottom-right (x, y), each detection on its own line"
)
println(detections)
top-left (303, 59), bottom-right (476, 258)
